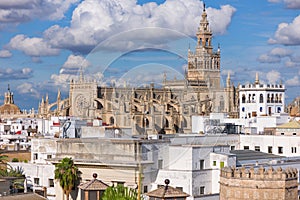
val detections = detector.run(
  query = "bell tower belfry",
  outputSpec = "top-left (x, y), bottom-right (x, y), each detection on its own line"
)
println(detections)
top-left (187, 3), bottom-right (221, 89)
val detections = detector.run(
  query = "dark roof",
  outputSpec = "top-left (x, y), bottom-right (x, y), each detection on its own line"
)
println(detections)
top-left (146, 185), bottom-right (189, 198)
top-left (230, 150), bottom-right (283, 161)
top-left (0, 193), bottom-right (46, 200)
top-left (78, 178), bottom-right (109, 191)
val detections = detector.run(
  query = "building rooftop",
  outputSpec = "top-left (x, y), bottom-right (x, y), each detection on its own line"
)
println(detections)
top-left (277, 120), bottom-right (300, 129)
top-left (230, 150), bottom-right (283, 161)
top-left (146, 179), bottom-right (189, 198)
top-left (78, 173), bottom-right (109, 191)
top-left (0, 193), bottom-right (46, 200)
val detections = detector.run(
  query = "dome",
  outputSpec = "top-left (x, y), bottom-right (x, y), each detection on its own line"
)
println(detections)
top-left (0, 103), bottom-right (21, 114)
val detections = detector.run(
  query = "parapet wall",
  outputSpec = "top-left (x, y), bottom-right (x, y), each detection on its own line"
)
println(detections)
top-left (220, 166), bottom-right (297, 181)
top-left (220, 166), bottom-right (298, 200)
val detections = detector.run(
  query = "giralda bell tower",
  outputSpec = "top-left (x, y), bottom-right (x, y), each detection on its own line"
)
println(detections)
top-left (187, 3), bottom-right (221, 90)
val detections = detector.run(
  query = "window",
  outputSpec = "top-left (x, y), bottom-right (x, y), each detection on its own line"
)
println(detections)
top-left (33, 153), bottom-right (38, 160)
top-left (244, 146), bottom-right (249, 150)
top-left (200, 160), bottom-right (204, 170)
top-left (242, 107), bottom-right (245, 112)
top-left (268, 146), bottom-right (273, 154)
top-left (291, 147), bottom-right (297, 153)
top-left (143, 186), bottom-right (148, 193)
top-left (278, 146), bottom-right (283, 154)
top-left (213, 161), bottom-right (216, 166)
top-left (47, 155), bottom-right (52, 159)
top-left (260, 107), bottom-right (263, 112)
top-left (220, 161), bottom-right (225, 168)
top-left (230, 146), bottom-right (235, 150)
top-left (34, 178), bottom-right (39, 186)
top-left (158, 160), bottom-right (163, 169)
top-left (259, 94), bottom-right (263, 103)
top-left (293, 132), bottom-right (297, 136)
top-left (255, 146), bottom-right (260, 152)
top-left (49, 179), bottom-right (54, 187)
top-left (200, 186), bottom-right (205, 195)
top-left (281, 132), bottom-right (284, 135)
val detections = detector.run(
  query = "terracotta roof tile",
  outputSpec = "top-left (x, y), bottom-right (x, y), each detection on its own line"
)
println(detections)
top-left (146, 185), bottom-right (189, 198)
top-left (78, 178), bottom-right (109, 191)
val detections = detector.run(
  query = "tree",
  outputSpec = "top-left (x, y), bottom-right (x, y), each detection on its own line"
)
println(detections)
top-left (54, 157), bottom-right (81, 200)
top-left (102, 184), bottom-right (137, 200)
top-left (0, 152), bottom-right (8, 170)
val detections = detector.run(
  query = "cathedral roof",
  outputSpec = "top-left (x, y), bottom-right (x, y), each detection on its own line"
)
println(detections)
top-left (0, 103), bottom-right (21, 114)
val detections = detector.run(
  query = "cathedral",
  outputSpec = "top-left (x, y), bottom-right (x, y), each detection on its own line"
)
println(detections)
top-left (38, 5), bottom-right (238, 134)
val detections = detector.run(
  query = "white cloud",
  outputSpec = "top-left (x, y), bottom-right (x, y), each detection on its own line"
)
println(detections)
top-left (43, 0), bottom-right (236, 53)
top-left (285, 76), bottom-right (300, 86)
top-left (8, 34), bottom-right (60, 57)
top-left (0, 0), bottom-right (79, 23)
top-left (266, 70), bottom-right (281, 84)
top-left (269, 47), bottom-right (292, 57)
top-left (0, 67), bottom-right (33, 80)
top-left (257, 54), bottom-right (281, 63)
top-left (268, 0), bottom-right (300, 9)
top-left (284, 0), bottom-right (300, 9)
top-left (269, 15), bottom-right (300, 45)
top-left (16, 82), bottom-right (40, 98)
top-left (63, 54), bottom-right (90, 70)
top-left (0, 49), bottom-right (12, 58)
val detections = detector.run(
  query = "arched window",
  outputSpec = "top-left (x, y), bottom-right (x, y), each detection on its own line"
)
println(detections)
top-left (242, 95), bottom-right (246, 103)
top-left (109, 117), bottom-right (114, 125)
top-left (144, 118), bottom-right (149, 128)
top-left (165, 119), bottom-right (169, 128)
top-left (259, 94), bottom-right (263, 103)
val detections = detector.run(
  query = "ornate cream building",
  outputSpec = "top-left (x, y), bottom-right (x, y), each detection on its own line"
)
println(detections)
top-left (38, 6), bottom-right (238, 134)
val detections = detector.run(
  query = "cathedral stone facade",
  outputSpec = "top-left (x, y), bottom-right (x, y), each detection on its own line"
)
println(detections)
top-left (38, 6), bottom-right (238, 134)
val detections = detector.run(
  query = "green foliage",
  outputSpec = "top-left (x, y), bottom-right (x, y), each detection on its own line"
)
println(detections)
top-left (0, 166), bottom-right (25, 178)
top-left (0, 152), bottom-right (8, 169)
top-left (23, 159), bottom-right (28, 163)
top-left (11, 158), bottom-right (19, 162)
top-left (54, 157), bottom-right (81, 200)
top-left (102, 185), bottom-right (138, 200)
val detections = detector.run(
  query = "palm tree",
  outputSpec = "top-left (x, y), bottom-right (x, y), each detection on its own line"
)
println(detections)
top-left (54, 157), bottom-right (81, 200)
top-left (0, 152), bottom-right (8, 170)
top-left (102, 184), bottom-right (137, 200)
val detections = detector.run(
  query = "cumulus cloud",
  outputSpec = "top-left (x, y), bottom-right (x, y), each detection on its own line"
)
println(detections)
top-left (0, 67), bottom-right (33, 80)
top-left (266, 70), bottom-right (281, 84)
top-left (8, 34), bottom-right (60, 57)
top-left (268, 0), bottom-right (300, 9)
top-left (0, 0), bottom-right (79, 23)
top-left (257, 47), bottom-right (293, 63)
top-left (285, 76), bottom-right (300, 86)
top-left (42, 0), bottom-right (236, 53)
top-left (16, 82), bottom-right (40, 98)
top-left (0, 49), bottom-right (12, 58)
top-left (269, 15), bottom-right (300, 45)
top-left (257, 54), bottom-right (281, 63)
top-left (61, 54), bottom-right (91, 73)
top-left (269, 47), bottom-right (292, 57)
top-left (50, 54), bottom-right (102, 90)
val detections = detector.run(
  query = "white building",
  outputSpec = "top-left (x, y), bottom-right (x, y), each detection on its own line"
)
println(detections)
top-left (239, 73), bottom-right (285, 119)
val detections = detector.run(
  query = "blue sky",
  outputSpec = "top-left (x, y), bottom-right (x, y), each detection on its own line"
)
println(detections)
top-left (0, 0), bottom-right (299, 109)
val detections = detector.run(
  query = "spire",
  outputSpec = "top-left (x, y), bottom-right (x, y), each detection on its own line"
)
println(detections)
top-left (196, 2), bottom-right (212, 52)
top-left (255, 72), bottom-right (259, 84)
top-left (8, 84), bottom-right (10, 92)
top-left (226, 72), bottom-right (231, 87)
top-left (203, 2), bottom-right (206, 12)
